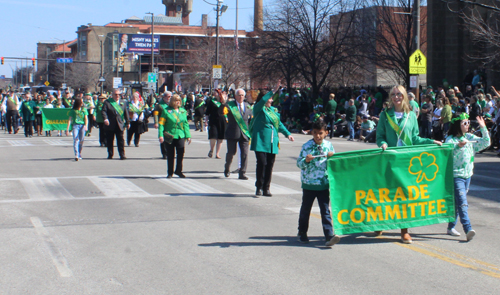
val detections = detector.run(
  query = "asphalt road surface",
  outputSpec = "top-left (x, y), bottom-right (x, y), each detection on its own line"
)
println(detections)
top-left (0, 123), bottom-right (499, 294)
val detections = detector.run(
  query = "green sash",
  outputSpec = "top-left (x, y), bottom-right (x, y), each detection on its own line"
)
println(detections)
top-left (8, 97), bottom-right (16, 105)
top-left (23, 102), bottom-right (33, 114)
top-left (194, 101), bottom-right (205, 109)
top-left (129, 102), bottom-right (144, 114)
top-left (228, 101), bottom-right (251, 139)
top-left (264, 106), bottom-right (280, 130)
top-left (385, 111), bottom-right (412, 146)
top-left (212, 99), bottom-right (221, 108)
top-left (108, 98), bottom-right (124, 119)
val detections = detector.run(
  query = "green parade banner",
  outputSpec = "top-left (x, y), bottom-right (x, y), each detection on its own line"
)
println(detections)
top-left (41, 108), bottom-right (72, 131)
top-left (327, 144), bottom-right (455, 235)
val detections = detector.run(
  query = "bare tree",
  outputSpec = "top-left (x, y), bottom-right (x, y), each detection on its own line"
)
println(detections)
top-left (443, 1), bottom-right (500, 68)
top-left (359, 0), bottom-right (427, 87)
top-left (52, 62), bottom-right (100, 91)
top-left (262, 0), bottom-right (363, 100)
top-left (188, 31), bottom-right (250, 90)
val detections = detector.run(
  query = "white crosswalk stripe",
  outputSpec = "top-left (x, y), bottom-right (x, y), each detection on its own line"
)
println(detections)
top-left (88, 176), bottom-right (149, 197)
top-left (8, 140), bottom-right (33, 146)
top-left (44, 140), bottom-right (68, 146)
top-left (19, 178), bottom-right (73, 200)
top-left (0, 172), bottom-right (302, 203)
top-left (156, 175), bottom-right (223, 194)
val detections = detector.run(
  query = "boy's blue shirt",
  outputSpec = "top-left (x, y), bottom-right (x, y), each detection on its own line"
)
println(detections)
top-left (297, 139), bottom-right (335, 191)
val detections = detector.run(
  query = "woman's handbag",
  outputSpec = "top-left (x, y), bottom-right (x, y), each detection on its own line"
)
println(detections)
top-left (163, 131), bottom-right (174, 144)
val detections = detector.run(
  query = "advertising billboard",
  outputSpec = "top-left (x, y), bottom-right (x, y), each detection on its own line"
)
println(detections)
top-left (119, 34), bottom-right (159, 54)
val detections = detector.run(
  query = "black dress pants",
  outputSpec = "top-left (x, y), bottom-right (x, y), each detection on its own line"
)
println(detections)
top-left (166, 138), bottom-right (185, 175)
top-left (106, 128), bottom-right (125, 158)
top-left (127, 121), bottom-right (141, 146)
top-left (97, 122), bottom-right (107, 146)
top-left (24, 120), bottom-right (33, 137)
top-left (254, 151), bottom-right (276, 190)
top-left (6, 110), bottom-right (18, 133)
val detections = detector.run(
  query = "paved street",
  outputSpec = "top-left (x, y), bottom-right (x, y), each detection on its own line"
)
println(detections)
top-left (0, 124), bottom-right (499, 294)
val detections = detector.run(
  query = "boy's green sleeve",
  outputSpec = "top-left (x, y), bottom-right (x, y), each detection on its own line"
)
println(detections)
top-left (297, 146), bottom-right (309, 169)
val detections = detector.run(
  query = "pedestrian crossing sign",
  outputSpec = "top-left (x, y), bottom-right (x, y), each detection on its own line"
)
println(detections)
top-left (409, 49), bottom-right (426, 74)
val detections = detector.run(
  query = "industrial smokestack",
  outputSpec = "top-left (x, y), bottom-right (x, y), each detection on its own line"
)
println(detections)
top-left (254, 0), bottom-right (263, 32)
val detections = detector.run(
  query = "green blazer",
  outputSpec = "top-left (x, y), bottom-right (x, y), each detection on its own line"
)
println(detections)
top-left (376, 108), bottom-right (434, 147)
top-left (158, 106), bottom-right (191, 139)
top-left (250, 91), bottom-right (291, 154)
top-left (20, 100), bottom-right (37, 122)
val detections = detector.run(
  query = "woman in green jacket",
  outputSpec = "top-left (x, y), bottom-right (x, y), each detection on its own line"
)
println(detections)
top-left (376, 85), bottom-right (442, 244)
top-left (158, 94), bottom-right (192, 178)
top-left (250, 88), bottom-right (294, 197)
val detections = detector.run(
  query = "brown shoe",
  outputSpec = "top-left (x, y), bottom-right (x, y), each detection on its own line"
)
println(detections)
top-left (374, 231), bottom-right (383, 236)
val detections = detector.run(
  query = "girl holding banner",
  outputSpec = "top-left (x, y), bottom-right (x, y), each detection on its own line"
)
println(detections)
top-left (376, 85), bottom-right (442, 244)
top-left (444, 114), bottom-right (490, 241)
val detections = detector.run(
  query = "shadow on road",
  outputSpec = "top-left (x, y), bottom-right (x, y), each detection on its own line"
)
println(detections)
top-left (198, 234), bottom-right (404, 249)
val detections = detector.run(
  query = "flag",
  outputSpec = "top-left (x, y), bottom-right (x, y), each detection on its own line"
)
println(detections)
top-left (327, 145), bottom-right (455, 235)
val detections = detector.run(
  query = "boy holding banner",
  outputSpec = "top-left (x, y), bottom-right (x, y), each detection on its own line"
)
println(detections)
top-left (296, 119), bottom-right (340, 246)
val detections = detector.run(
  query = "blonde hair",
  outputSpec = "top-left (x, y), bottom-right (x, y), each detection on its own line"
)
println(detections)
top-left (169, 94), bottom-right (182, 108)
top-left (388, 85), bottom-right (411, 113)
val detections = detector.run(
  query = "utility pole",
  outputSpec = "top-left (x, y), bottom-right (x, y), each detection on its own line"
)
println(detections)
top-left (100, 39), bottom-right (104, 93)
top-left (146, 12), bottom-right (155, 73)
top-left (412, 0), bottom-right (421, 103)
top-left (216, 1), bottom-right (220, 66)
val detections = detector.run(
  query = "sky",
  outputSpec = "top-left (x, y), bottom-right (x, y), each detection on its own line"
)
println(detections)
top-left (0, 0), bottom-right (264, 79)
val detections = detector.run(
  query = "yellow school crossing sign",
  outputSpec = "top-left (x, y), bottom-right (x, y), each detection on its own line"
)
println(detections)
top-left (409, 49), bottom-right (426, 74)
top-left (44, 81), bottom-right (50, 86)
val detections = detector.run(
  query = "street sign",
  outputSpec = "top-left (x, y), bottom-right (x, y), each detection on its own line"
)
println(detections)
top-left (99, 77), bottom-right (106, 82)
top-left (57, 58), bottom-right (73, 63)
top-left (147, 72), bottom-right (157, 83)
top-left (44, 81), bottom-right (50, 86)
top-left (147, 82), bottom-right (157, 91)
top-left (409, 49), bottom-right (426, 74)
top-left (410, 76), bottom-right (417, 88)
top-left (113, 77), bottom-right (122, 89)
top-left (61, 83), bottom-right (67, 89)
top-left (212, 65), bottom-right (222, 79)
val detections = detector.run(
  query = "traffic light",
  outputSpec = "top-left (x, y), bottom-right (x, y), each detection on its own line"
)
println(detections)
top-left (32, 58), bottom-right (35, 66)
top-left (1, 57), bottom-right (4, 65)
top-left (120, 56), bottom-right (125, 66)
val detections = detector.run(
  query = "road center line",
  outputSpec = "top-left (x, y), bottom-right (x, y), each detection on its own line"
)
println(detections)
top-left (308, 214), bottom-right (500, 279)
top-left (30, 217), bottom-right (73, 278)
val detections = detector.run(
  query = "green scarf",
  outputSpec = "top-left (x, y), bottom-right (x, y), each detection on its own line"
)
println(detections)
top-left (385, 110), bottom-right (412, 146)
top-left (228, 101), bottom-right (251, 139)
top-left (107, 98), bottom-right (124, 119)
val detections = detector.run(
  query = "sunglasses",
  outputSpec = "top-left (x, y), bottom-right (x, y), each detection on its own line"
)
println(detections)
top-left (461, 120), bottom-right (470, 126)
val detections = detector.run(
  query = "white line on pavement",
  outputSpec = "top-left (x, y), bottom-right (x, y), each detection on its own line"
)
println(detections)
top-left (88, 176), bottom-right (149, 197)
top-left (20, 178), bottom-right (73, 200)
top-left (30, 217), bottom-right (73, 278)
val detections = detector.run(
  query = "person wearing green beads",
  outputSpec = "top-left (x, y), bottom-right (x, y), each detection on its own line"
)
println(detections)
top-left (65, 98), bottom-right (88, 161)
top-left (444, 113), bottom-right (490, 242)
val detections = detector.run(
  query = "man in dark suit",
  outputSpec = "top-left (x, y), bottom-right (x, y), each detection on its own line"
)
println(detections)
top-left (102, 89), bottom-right (130, 160)
top-left (224, 89), bottom-right (253, 180)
